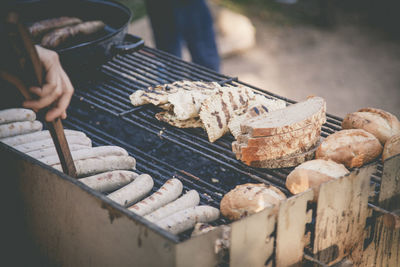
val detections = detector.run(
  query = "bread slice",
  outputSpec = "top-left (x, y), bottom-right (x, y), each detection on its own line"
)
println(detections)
top-left (233, 127), bottom-right (321, 163)
top-left (315, 129), bottom-right (382, 168)
top-left (341, 107), bottom-right (400, 144)
top-left (199, 86), bottom-right (255, 142)
top-left (285, 159), bottom-right (349, 200)
top-left (236, 122), bottom-right (318, 147)
top-left (247, 138), bottom-right (322, 168)
top-left (155, 111), bottom-right (204, 128)
top-left (240, 96), bottom-right (326, 137)
top-left (228, 98), bottom-right (286, 139)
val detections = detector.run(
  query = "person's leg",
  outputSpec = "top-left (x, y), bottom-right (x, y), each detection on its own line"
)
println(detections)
top-left (178, 0), bottom-right (220, 72)
top-left (145, 0), bottom-right (183, 57)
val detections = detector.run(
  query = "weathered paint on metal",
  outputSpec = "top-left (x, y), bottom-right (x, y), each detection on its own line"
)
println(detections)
top-left (276, 189), bottom-right (314, 267)
top-left (230, 206), bottom-right (276, 267)
top-left (359, 154), bottom-right (400, 266)
top-left (313, 163), bottom-right (376, 265)
top-left (176, 226), bottom-right (223, 267)
top-left (2, 144), bottom-right (177, 266)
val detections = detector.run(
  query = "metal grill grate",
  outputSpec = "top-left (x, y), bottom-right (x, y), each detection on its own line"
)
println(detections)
top-left (65, 46), bottom-right (383, 241)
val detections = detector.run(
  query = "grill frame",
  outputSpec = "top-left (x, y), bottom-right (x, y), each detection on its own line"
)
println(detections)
top-left (2, 45), bottom-right (398, 266)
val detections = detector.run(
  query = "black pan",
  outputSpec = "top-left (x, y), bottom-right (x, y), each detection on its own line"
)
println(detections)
top-left (13, 0), bottom-right (144, 77)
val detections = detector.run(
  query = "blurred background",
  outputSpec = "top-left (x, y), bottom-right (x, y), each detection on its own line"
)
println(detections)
top-left (116, 0), bottom-right (400, 118)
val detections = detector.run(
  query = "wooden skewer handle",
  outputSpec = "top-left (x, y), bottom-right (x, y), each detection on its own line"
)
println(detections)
top-left (48, 118), bottom-right (77, 177)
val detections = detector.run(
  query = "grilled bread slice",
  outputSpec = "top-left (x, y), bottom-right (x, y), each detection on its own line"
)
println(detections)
top-left (130, 80), bottom-right (221, 107)
top-left (236, 122), bottom-right (318, 147)
top-left (228, 97), bottom-right (286, 139)
top-left (233, 126), bottom-right (321, 163)
top-left (199, 86), bottom-right (255, 142)
top-left (245, 137), bottom-right (322, 168)
top-left (155, 111), bottom-right (204, 128)
top-left (241, 96), bottom-right (326, 137)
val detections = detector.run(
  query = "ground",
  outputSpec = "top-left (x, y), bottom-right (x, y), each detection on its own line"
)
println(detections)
top-left (128, 0), bottom-right (400, 118)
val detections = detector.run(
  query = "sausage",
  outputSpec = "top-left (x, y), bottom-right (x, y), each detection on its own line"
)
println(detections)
top-left (144, 190), bottom-right (200, 222)
top-left (26, 144), bottom-right (89, 159)
top-left (1, 129), bottom-right (86, 146)
top-left (41, 21), bottom-right (105, 48)
top-left (13, 135), bottom-right (92, 153)
top-left (0, 108), bottom-right (35, 125)
top-left (128, 178), bottom-right (183, 216)
top-left (155, 206), bottom-right (220, 235)
top-left (28, 17), bottom-right (83, 38)
top-left (40, 145), bottom-right (128, 166)
top-left (0, 121), bottom-right (42, 139)
top-left (53, 155), bottom-right (136, 177)
top-left (107, 174), bottom-right (154, 206)
top-left (79, 170), bottom-right (139, 192)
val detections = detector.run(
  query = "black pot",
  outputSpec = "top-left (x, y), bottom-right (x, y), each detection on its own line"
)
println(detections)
top-left (14, 0), bottom-right (144, 78)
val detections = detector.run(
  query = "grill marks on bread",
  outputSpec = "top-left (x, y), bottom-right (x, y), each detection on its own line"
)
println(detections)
top-left (130, 80), bottom-right (286, 142)
top-left (199, 86), bottom-right (255, 142)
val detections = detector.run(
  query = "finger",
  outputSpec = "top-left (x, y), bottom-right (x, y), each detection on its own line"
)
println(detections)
top-left (29, 82), bottom-right (56, 98)
top-left (61, 111), bottom-right (67, 120)
top-left (23, 84), bottom-right (62, 110)
top-left (45, 90), bottom-right (72, 121)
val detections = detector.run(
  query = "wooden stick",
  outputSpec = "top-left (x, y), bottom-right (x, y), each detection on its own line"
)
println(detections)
top-left (5, 11), bottom-right (77, 177)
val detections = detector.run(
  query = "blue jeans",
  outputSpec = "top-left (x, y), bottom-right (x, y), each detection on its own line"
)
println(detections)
top-left (145, 0), bottom-right (220, 72)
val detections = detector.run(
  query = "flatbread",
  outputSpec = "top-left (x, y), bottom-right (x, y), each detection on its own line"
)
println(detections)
top-left (155, 111), bottom-right (204, 129)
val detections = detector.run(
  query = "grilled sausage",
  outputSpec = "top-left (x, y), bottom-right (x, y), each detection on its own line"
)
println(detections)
top-left (28, 17), bottom-right (82, 38)
top-left (40, 145), bottom-right (128, 166)
top-left (1, 129), bottom-right (86, 146)
top-left (0, 108), bottom-right (35, 125)
top-left (53, 155), bottom-right (136, 177)
top-left (144, 190), bottom-right (200, 222)
top-left (128, 178), bottom-right (183, 216)
top-left (79, 170), bottom-right (139, 192)
top-left (107, 174), bottom-right (154, 206)
top-left (155, 206), bottom-right (220, 235)
top-left (13, 135), bottom-right (92, 153)
top-left (41, 20), bottom-right (105, 48)
top-left (0, 121), bottom-right (42, 139)
top-left (26, 144), bottom-right (89, 159)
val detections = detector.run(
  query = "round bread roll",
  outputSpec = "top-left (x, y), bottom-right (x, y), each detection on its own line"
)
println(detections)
top-left (316, 129), bottom-right (382, 168)
top-left (286, 159), bottom-right (349, 200)
top-left (341, 108), bottom-right (400, 145)
top-left (220, 183), bottom-right (286, 221)
top-left (382, 134), bottom-right (400, 161)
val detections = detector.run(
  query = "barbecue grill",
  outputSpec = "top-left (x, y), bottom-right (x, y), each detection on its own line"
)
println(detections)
top-left (2, 45), bottom-right (399, 267)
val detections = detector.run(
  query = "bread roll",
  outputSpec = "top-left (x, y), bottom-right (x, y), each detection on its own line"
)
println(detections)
top-left (315, 129), bottom-right (382, 168)
top-left (286, 159), bottom-right (349, 199)
top-left (382, 134), bottom-right (400, 161)
top-left (341, 108), bottom-right (400, 144)
top-left (220, 183), bottom-right (286, 220)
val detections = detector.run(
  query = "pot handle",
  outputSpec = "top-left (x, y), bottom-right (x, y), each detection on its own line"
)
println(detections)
top-left (111, 34), bottom-right (145, 55)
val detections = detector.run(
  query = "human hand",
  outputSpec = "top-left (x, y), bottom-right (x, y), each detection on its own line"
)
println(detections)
top-left (22, 45), bottom-right (74, 122)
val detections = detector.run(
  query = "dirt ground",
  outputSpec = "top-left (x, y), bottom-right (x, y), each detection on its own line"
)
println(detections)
top-left (221, 18), bottom-right (400, 118)
top-left (129, 3), bottom-right (400, 118)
